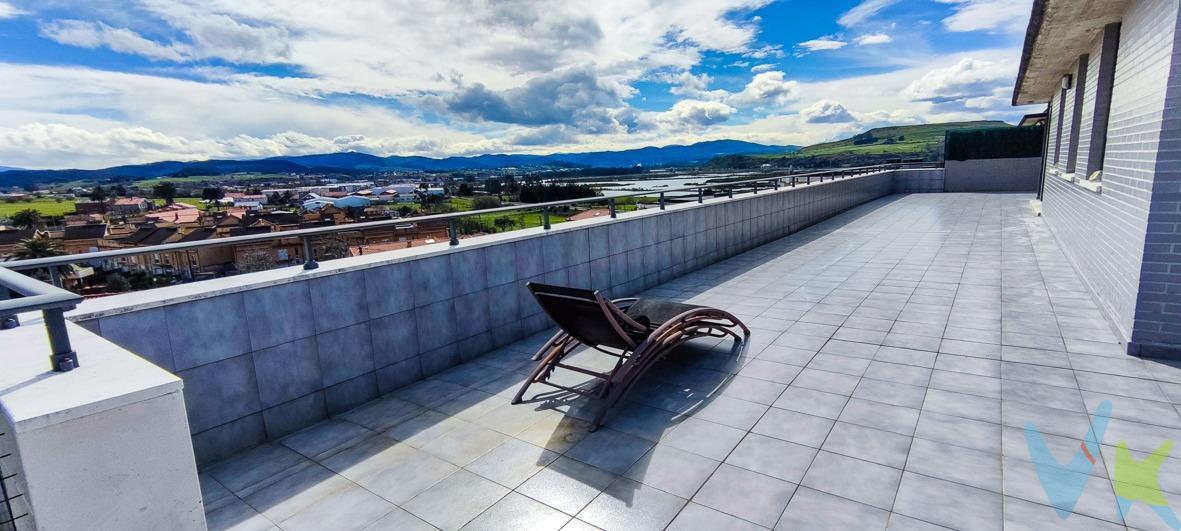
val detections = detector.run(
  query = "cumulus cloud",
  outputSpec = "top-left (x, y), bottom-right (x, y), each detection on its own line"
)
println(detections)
top-left (728, 71), bottom-right (800, 107)
top-left (936, 0), bottom-right (1030, 33)
top-left (855, 33), bottom-right (893, 45)
top-left (642, 100), bottom-right (736, 132)
top-left (751, 64), bottom-right (775, 73)
top-left (797, 37), bottom-right (847, 53)
top-left (903, 58), bottom-right (1015, 103)
top-left (838, 0), bottom-right (898, 27)
top-left (444, 67), bottom-right (633, 133)
top-left (800, 100), bottom-right (856, 123)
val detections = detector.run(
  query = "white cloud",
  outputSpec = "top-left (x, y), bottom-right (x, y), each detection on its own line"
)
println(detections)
top-left (855, 33), bottom-right (893, 45)
top-left (797, 37), bottom-right (847, 53)
top-left (443, 66), bottom-right (633, 133)
top-left (644, 100), bottom-right (736, 131)
top-left (40, 21), bottom-right (189, 62)
top-left (0, 0), bottom-right (1044, 168)
top-left (0, 2), bottom-right (26, 18)
top-left (936, 0), bottom-right (1030, 33)
top-left (800, 100), bottom-right (856, 123)
top-left (728, 71), bottom-right (800, 107)
top-left (838, 0), bottom-right (898, 27)
top-left (903, 57), bottom-right (1016, 102)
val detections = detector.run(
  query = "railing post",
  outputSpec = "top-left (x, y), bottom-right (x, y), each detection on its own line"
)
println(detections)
top-left (791, 176), bottom-right (796, 188)
top-left (697, 188), bottom-right (704, 203)
top-left (659, 192), bottom-right (666, 210)
top-left (752, 182), bottom-right (758, 194)
top-left (728, 186), bottom-right (733, 199)
top-left (449, 218), bottom-right (460, 245)
top-left (608, 198), bottom-right (617, 218)
top-left (542, 208), bottom-right (551, 230)
top-left (774, 179), bottom-right (779, 190)
top-left (302, 236), bottom-right (318, 270)
top-left (44, 307), bottom-right (78, 372)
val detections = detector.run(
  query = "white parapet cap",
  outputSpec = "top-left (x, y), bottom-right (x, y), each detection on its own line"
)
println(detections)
top-left (0, 314), bottom-right (182, 433)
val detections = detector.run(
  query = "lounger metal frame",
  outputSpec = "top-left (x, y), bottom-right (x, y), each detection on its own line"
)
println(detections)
top-left (511, 283), bottom-right (750, 430)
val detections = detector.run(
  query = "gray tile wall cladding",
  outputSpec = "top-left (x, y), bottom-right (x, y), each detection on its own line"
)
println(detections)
top-left (1041, 0), bottom-right (1181, 356)
top-left (77, 170), bottom-right (914, 464)
top-left (890, 169), bottom-right (945, 193)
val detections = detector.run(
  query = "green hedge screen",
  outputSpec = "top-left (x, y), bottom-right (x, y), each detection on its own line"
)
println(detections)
top-left (944, 125), bottom-right (1044, 161)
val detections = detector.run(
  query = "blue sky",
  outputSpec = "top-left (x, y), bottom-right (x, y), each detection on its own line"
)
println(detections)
top-left (0, 0), bottom-right (1038, 169)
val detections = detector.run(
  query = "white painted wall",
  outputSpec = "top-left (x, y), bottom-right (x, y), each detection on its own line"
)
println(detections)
top-left (0, 318), bottom-right (205, 531)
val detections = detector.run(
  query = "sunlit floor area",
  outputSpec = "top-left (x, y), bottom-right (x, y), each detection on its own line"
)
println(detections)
top-left (199, 193), bottom-right (1181, 531)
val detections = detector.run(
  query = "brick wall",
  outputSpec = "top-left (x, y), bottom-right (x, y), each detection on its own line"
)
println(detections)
top-left (1041, 0), bottom-right (1180, 352)
top-left (1135, 3), bottom-right (1181, 356)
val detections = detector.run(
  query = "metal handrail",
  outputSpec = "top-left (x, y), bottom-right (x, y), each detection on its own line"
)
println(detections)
top-left (0, 266), bottom-right (83, 372)
top-left (1, 162), bottom-right (939, 273)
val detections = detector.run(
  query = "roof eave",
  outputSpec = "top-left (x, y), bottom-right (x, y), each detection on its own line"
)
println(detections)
top-left (1012, 0), bottom-right (1049, 106)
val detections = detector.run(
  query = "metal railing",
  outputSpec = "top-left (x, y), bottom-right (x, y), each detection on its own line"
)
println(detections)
top-left (0, 162), bottom-right (940, 371)
top-left (2, 162), bottom-right (939, 275)
top-left (0, 267), bottom-right (83, 372)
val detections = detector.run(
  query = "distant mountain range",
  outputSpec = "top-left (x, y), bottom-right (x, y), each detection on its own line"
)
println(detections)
top-left (0, 166), bottom-right (22, 172)
top-left (0, 140), bottom-right (800, 187)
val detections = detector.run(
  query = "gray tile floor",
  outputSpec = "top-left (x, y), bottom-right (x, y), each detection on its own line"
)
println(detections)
top-left (199, 193), bottom-right (1181, 531)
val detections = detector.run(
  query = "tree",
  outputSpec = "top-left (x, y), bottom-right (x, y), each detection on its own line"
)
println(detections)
top-left (457, 183), bottom-right (473, 196)
top-left (201, 187), bottom-right (225, 209)
top-left (317, 236), bottom-right (351, 261)
top-left (153, 182), bottom-right (178, 204)
top-left (11, 236), bottom-right (64, 260)
top-left (11, 208), bottom-right (43, 229)
top-left (89, 185), bottom-right (107, 201)
top-left (493, 216), bottom-right (517, 232)
top-left (106, 273), bottom-right (131, 293)
top-left (112, 184), bottom-right (128, 197)
top-left (344, 206), bottom-right (365, 222)
top-left (237, 250), bottom-right (275, 273)
top-left (472, 196), bottom-right (502, 210)
top-left (486, 178), bottom-right (503, 196)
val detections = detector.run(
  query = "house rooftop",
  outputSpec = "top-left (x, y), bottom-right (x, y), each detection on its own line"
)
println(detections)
top-left (196, 193), bottom-right (1180, 531)
top-left (61, 223), bottom-right (108, 240)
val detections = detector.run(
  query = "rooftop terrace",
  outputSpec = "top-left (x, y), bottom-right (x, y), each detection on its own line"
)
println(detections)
top-left (194, 193), bottom-right (1181, 531)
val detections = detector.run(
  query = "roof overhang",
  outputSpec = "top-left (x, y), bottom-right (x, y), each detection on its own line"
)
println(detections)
top-left (1012, 0), bottom-right (1131, 106)
top-left (1019, 112), bottom-right (1048, 127)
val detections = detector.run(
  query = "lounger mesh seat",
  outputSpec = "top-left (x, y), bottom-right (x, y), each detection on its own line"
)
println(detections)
top-left (511, 282), bottom-right (750, 430)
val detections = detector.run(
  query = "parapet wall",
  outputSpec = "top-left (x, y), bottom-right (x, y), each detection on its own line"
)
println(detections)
top-left (69, 170), bottom-right (907, 464)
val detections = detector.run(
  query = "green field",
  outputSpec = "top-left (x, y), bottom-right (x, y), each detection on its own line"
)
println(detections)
top-left (711, 120), bottom-right (1014, 168)
top-left (790, 121), bottom-right (1010, 158)
top-left (173, 197), bottom-right (209, 210)
top-left (0, 198), bottom-right (80, 218)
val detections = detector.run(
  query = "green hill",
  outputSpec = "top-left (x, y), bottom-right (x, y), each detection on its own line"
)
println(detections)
top-left (709, 120), bottom-right (1014, 169)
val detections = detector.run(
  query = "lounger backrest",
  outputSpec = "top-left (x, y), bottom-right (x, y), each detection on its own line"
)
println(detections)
top-left (527, 282), bottom-right (639, 350)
